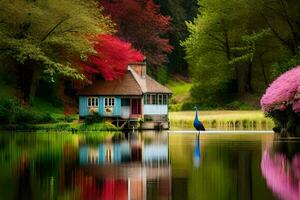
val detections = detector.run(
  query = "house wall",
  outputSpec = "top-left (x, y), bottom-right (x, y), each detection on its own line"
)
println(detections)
top-left (80, 96), bottom-right (169, 118)
top-left (121, 106), bottom-right (130, 118)
top-left (79, 96), bottom-right (122, 117)
top-left (143, 105), bottom-right (168, 115)
top-left (79, 96), bottom-right (90, 116)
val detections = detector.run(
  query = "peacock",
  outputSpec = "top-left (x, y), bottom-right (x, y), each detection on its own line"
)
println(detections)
top-left (193, 106), bottom-right (205, 133)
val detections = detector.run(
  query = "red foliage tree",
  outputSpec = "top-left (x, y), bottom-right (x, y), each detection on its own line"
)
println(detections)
top-left (100, 0), bottom-right (173, 65)
top-left (81, 34), bottom-right (144, 80)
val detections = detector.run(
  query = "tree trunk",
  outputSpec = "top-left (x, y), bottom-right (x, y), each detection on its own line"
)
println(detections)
top-left (236, 65), bottom-right (247, 95)
top-left (246, 60), bottom-right (253, 93)
top-left (29, 68), bottom-right (42, 104)
top-left (260, 62), bottom-right (269, 87)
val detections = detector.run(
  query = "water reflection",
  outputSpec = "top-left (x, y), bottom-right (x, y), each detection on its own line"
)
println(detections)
top-left (0, 132), bottom-right (171, 200)
top-left (0, 132), bottom-right (284, 200)
top-left (193, 134), bottom-right (201, 168)
top-left (261, 140), bottom-right (300, 200)
top-left (78, 133), bottom-right (171, 200)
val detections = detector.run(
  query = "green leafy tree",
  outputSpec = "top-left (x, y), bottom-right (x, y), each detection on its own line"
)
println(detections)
top-left (154, 0), bottom-right (198, 76)
top-left (0, 0), bottom-right (112, 102)
top-left (182, 0), bottom-right (300, 105)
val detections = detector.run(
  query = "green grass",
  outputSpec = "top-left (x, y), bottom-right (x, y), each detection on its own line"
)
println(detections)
top-left (167, 79), bottom-right (192, 111)
top-left (169, 110), bottom-right (274, 130)
top-left (34, 121), bottom-right (118, 131)
top-left (31, 98), bottom-right (63, 114)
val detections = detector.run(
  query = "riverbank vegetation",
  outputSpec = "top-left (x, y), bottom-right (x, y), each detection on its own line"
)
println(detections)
top-left (169, 110), bottom-right (274, 130)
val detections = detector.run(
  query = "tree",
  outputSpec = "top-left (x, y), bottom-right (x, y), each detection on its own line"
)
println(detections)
top-left (0, 0), bottom-right (112, 102)
top-left (100, 0), bottom-right (173, 66)
top-left (154, 0), bottom-right (198, 75)
top-left (182, 0), bottom-right (300, 105)
top-left (81, 34), bottom-right (144, 80)
top-left (230, 29), bottom-right (271, 92)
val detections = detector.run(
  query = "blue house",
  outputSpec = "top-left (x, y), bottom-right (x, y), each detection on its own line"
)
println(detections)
top-left (77, 62), bottom-right (172, 129)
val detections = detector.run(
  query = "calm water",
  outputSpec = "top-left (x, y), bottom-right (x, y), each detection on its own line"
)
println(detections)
top-left (0, 131), bottom-right (299, 200)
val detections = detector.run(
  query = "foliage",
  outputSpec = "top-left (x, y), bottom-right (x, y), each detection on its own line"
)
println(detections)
top-left (81, 34), bottom-right (144, 80)
top-left (153, 0), bottom-right (198, 75)
top-left (167, 78), bottom-right (192, 111)
top-left (183, 0), bottom-right (300, 105)
top-left (83, 112), bottom-right (103, 125)
top-left (230, 29), bottom-right (271, 65)
top-left (261, 66), bottom-right (300, 135)
top-left (0, 98), bottom-right (54, 125)
top-left (0, 0), bottom-right (112, 101)
top-left (101, 0), bottom-right (173, 66)
top-left (272, 47), bottom-right (300, 78)
top-left (265, 105), bottom-right (300, 135)
top-left (156, 65), bottom-right (169, 84)
top-left (169, 110), bottom-right (273, 130)
top-left (261, 66), bottom-right (300, 113)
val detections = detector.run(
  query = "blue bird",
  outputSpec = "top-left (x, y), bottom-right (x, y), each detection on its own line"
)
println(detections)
top-left (193, 106), bottom-right (205, 133)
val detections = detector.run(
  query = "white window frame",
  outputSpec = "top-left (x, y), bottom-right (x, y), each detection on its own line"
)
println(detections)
top-left (87, 97), bottom-right (99, 107)
top-left (104, 97), bottom-right (115, 107)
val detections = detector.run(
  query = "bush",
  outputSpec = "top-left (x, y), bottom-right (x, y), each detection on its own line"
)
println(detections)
top-left (0, 98), bottom-right (54, 125)
top-left (84, 112), bottom-right (103, 125)
top-left (0, 98), bottom-right (20, 124)
top-left (191, 79), bottom-right (236, 106)
top-left (64, 115), bottom-right (77, 123)
top-left (261, 66), bottom-right (300, 136)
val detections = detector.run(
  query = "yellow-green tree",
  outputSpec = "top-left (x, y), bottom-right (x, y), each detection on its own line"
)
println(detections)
top-left (0, 0), bottom-right (113, 102)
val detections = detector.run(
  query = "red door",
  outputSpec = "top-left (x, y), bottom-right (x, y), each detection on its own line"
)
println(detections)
top-left (131, 98), bottom-right (141, 116)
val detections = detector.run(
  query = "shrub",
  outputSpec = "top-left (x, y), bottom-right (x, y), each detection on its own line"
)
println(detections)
top-left (84, 112), bottom-right (103, 125)
top-left (0, 98), bottom-right (20, 124)
top-left (261, 66), bottom-right (300, 136)
top-left (0, 98), bottom-right (54, 125)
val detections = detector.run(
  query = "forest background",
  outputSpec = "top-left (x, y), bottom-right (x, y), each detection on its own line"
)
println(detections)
top-left (0, 0), bottom-right (299, 125)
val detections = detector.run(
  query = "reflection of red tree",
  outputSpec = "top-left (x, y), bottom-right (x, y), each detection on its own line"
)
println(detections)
top-left (76, 173), bottom-right (128, 200)
top-left (261, 150), bottom-right (300, 200)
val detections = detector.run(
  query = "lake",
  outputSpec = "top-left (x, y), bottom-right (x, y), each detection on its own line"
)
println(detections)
top-left (0, 131), bottom-right (299, 200)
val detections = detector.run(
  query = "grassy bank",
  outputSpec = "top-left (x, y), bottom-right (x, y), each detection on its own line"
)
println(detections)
top-left (1, 121), bottom-right (118, 132)
top-left (169, 110), bottom-right (274, 130)
top-left (167, 78), bottom-right (261, 111)
top-left (167, 79), bottom-right (192, 111)
top-left (0, 97), bottom-right (118, 131)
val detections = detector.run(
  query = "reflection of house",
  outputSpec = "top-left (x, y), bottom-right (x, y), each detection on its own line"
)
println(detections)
top-left (79, 140), bottom-right (171, 200)
top-left (77, 62), bottom-right (172, 129)
top-left (79, 142), bottom-right (168, 165)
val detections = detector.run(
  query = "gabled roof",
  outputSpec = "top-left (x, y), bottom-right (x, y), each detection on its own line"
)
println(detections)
top-left (78, 66), bottom-right (172, 96)
top-left (129, 67), bottom-right (172, 94)
top-left (77, 71), bottom-right (143, 96)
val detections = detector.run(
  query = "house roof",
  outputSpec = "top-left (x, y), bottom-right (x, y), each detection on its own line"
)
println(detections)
top-left (129, 67), bottom-right (172, 94)
top-left (78, 66), bottom-right (172, 96)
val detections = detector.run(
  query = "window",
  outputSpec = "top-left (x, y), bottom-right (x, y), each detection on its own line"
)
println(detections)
top-left (104, 97), bottom-right (115, 106)
top-left (151, 94), bottom-right (157, 104)
top-left (163, 95), bottom-right (168, 105)
top-left (144, 94), bottom-right (153, 105)
top-left (144, 94), bottom-right (167, 105)
top-left (158, 94), bottom-right (163, 105)
top-left (121, 98), bottom-right (130, 106)
top-left (87, 97), bottom-right (99, 107)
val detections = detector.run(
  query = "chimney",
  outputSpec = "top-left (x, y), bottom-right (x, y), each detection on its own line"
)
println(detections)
top-left (129, 59), bottom-right (147, 78)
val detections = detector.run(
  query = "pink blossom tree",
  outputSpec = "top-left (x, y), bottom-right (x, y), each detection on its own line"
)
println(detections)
top-left (261, 66), bottom-right (300, 135)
